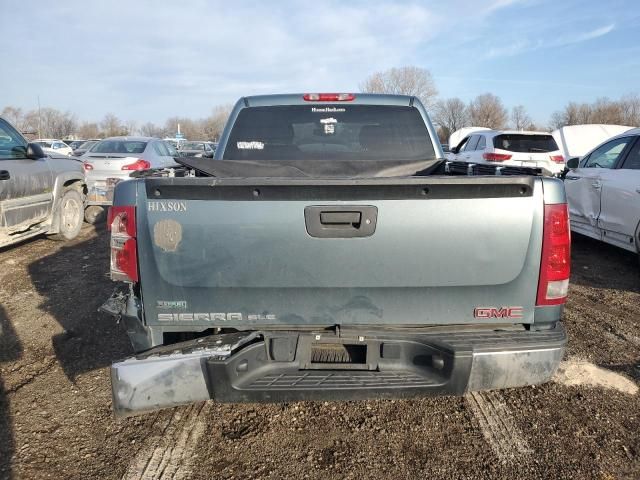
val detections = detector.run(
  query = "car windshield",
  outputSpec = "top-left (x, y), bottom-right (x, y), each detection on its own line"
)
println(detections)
top-left (223, 105), bottom-right (435, 161)
top-left (493, 134), bottom-right (559, 153)
top-left (90, 140), bottom-right (147, 154)
top-left (182, 142), bottom-right (206, 150)
top-left (35, 141), bottom-right (54, 148)
top-left (79, 141), bottom-right (97, 149)
top-left (0, 119), bottom-right (29, 159)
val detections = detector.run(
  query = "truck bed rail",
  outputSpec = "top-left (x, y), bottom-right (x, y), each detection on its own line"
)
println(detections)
top-left (131, 159), bottom-right (546, 180)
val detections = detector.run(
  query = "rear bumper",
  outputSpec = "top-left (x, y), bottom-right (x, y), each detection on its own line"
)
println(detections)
top-left (110, 323), bottom-right (566, 417)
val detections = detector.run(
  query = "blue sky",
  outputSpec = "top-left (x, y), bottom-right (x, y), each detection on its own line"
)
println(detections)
top-left (1, 0), bottom-right (638, 126)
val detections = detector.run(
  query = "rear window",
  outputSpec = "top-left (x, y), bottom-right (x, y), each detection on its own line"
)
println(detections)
top-left (493, 134), bottom-right (558, 153)
top-left (90, 140), bottom-right (147, 154)
top-left (182, 142), bottom-right (206, 150)
top-left (79, 141), bottom-right (97, 149)
top-left (223, 105), bottom-right (435, 161)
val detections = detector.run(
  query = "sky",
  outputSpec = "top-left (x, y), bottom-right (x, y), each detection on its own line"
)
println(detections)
top-left (1, 0), bottom-right (639, 127)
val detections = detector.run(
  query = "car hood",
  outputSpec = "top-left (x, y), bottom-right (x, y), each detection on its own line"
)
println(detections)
top-left (46, 155), bottom-right (85, 176)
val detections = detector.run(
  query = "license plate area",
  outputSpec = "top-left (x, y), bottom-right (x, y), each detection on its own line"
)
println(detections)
top-left (310, 343), bottom-right (367, 365)
top-left (298, 336), bottom-right (375, 371)
top-left (88, 178), bottom-right (122, 203)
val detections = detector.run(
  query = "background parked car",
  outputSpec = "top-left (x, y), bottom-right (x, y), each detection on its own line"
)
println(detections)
top-left (34, 139), bottom-right (73, 156)
top-left (65, 140), bottom-right (86, 150)
top-left (163, 137), bottom-right (187, 150)
top-left (81, 136), bottom-right (178, 223)
top-left (449, 130), bottom-right (565, 176)
top-left (178, 141), bottom-right (214, 157)
top-left (73, 140), bottom-right (99, 157)
top-left (0, 117), bottom-right (86, 247)
top-left (164, 140), bottom-right (178, 157)
top-left (552, 124), bottom-right (634, 161)
top-left (564, 128), bottom-right (640, 258)
top-left (448, 127), bottom-right (490, 152)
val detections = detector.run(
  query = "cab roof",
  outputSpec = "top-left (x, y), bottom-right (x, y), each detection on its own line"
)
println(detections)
top-left (241, 93), bottom-right (416, 108)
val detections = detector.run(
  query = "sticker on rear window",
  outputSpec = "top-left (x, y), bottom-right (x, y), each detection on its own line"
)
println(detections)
top-left (311, 107), bottom-right (345, 113)
top-left (320, 117), bottom-right (337, 135)
top-left (237, 141), bottom-right (264, 150)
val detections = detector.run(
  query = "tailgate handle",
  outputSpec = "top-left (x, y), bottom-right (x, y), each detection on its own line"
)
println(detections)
top-left (305, 206), bottom-right (377, 238)
top-left (0, 170), bottom-right (10, 180)
top-left (320, 211), bottom-right (361, 226)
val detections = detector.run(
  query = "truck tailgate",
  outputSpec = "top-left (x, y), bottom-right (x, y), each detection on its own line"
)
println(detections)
top-left (134, 176), bottom-right (542, 329)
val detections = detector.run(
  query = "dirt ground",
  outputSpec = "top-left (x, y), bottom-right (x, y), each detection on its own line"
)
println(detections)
top-left (0, 225), bottom-right (638, 480)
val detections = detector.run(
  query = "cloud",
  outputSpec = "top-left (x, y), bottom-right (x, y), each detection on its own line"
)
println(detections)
top-left (0, 0), bottom-right (630, 125)
top-left (553, 23), bottom-right (615, 46)
top-left (484, 23), bottom-right (615, 59)
top-left (0, 0), bottom-right (448, 121)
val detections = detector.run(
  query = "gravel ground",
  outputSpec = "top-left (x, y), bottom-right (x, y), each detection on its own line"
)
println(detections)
top-left (0, 225), bottom-right (638, 480)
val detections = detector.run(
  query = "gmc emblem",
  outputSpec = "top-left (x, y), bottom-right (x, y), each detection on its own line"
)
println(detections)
top-left (474, 306), bottom-right (524, 319)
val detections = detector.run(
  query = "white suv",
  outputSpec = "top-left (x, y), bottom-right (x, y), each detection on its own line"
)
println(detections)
top-left (34, 139), bottom-right (73, 156)
top-left (450, 130), bottom-right (565, 176)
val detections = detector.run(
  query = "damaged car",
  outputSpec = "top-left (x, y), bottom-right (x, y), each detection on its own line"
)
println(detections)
top-left (0, 116), bottom-right (86, 248)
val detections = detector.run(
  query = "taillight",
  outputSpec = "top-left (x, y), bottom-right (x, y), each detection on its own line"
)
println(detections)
top-left (550, 155), bottom-right (564, 163)
top-left (107, 206), bottom-right (138, 282)
top-left (303, 93), bottom-right (355, 101)
top-left (483, 153), bottom-right (512, 162)
top-left (536, 203), bottom-right (571, 306)
top-left (121, 159), bottom-right (151, 171)
top-left (83, 162), bottom-right (93, 171)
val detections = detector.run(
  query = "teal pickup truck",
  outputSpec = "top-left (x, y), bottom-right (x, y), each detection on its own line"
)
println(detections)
top-left (102, 93), bottom-right (570, 417)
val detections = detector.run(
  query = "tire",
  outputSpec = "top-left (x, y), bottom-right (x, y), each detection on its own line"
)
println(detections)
top-left (84, 205), bottom-right (106, 224)
top-left (49, 188), bottom-right (83, 241)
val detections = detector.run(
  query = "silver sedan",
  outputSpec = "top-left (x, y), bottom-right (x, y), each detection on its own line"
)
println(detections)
top-left (82, 136), bottom-right (178, 209)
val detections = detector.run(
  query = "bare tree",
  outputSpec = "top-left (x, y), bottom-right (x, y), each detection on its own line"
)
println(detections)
top-left (468, 93), bottom-right (508, 129)
top-left (140, 122), bottom-right (166, 138)
top-left (360, 66), bottom-right (438, 108)
top-left (100, 113), bottom-right (125, 137)
top-left (511, 105), bottom-right (534, 130)
top-left (432, 98), bottom-right (468, 140)
top-left (589, 97), bottom-right (623, 124)
top-left (54, 111), bottom-right (77, 139)
top-left (548, 95), bottom-right (640, 129)
top-left (619, 93), bottom-right (640, 126)
top-left (1, 106), bottom-right (34, 132)
top-left (549, 102), bottom-right (583, 128)
top-left (202, 104), bottom-right (232, 141)
top-left (548, 111), bottom-right (565, 130)
top-left (29, 108), bottom-right (77, 138)
top-left (164, 117), bottom-right (205, 140)
top-left (77, 122), bottom-right (101, 139)
top-left (124, 119), bottom-right (138, 136)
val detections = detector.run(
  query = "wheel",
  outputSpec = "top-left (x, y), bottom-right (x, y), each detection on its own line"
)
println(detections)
top-left (49, 188), bottom-right (83, 241)
top-left (84, 205), bottom-right (106, 224)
